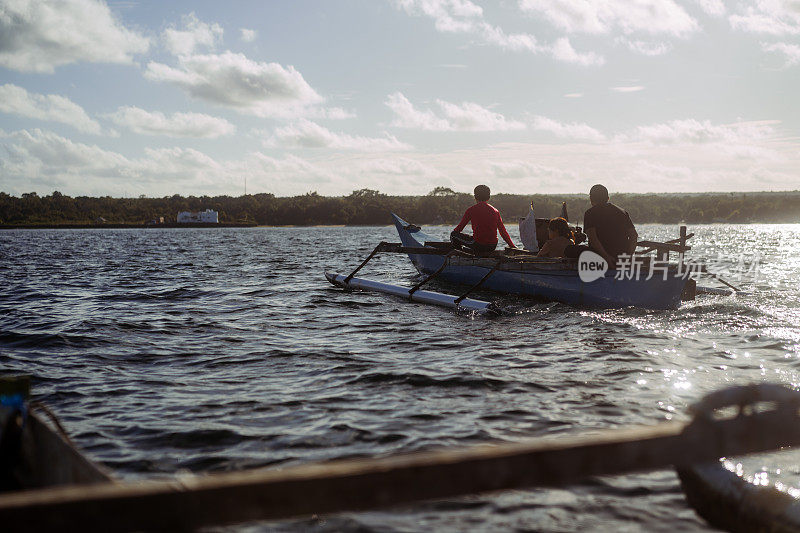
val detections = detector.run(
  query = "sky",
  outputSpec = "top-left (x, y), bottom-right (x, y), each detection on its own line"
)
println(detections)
top-left (0, 0), bottom-right (799, 198)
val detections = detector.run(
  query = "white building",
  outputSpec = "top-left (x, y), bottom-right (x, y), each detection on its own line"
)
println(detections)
top-left (177, 209), bottom-right (219, 223)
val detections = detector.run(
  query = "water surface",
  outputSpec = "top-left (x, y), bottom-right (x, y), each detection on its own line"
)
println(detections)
top-left (2, 223), bottom-right (800, 531)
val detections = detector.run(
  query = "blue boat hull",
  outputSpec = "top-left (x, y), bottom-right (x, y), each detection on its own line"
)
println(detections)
top-left (392, 214), bottom-right (688, 310)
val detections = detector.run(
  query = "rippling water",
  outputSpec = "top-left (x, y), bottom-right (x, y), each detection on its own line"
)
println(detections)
top-left (2, 223), bottom-right (800, 531)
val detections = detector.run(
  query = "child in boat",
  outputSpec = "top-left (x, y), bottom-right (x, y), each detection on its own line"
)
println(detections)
top-left (537, 217), bottom-right (573, 258)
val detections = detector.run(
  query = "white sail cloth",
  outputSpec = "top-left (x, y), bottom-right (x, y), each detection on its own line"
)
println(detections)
top-left (519, 203), bottom-right (538, 251)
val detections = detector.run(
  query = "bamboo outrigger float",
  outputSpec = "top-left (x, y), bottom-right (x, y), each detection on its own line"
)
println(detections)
top-left (3, 379), bottom-right (800, 532)
top-left (325, 271), bottom-right (501, 314)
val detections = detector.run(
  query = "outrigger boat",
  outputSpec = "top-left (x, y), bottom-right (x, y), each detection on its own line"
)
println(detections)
top-left (326, 213), bottom-right (707, 312)
top-left (0, 376), bottom-right (112, 494)
top-left (2, 379), bottom-right (800, 532)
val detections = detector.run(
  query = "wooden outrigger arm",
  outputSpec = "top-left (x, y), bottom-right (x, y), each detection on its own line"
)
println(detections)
top-left (343, 242), bottom-right (472, 285)
top-left (454, 258), bottom-right (505, 304)
top-left (635, 225), bottom-right (743, 292)
top-left (408, 249), bottom-right (459, 296)
top-left (2, 385), bottom-right (800, 532)
top-left (341, 242), bottom-right (507, 304)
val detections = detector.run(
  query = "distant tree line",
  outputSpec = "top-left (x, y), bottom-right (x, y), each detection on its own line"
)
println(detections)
top-left (1, 188), bottom-right (799, 226)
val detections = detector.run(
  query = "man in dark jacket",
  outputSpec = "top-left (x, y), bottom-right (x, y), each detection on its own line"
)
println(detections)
top-left (582, 184), bottom-right (638, 264)
top-left (566, 184), bottom-right (638, 265)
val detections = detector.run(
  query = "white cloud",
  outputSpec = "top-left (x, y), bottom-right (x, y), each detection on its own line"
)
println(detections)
top-left (3, 120), bottom-right (799, 197)
top-left (478, 21), bottom-right (539, 51)
top-left (0, 84), bottom-right (101, 134)
top-left (245, 152), bottom-right (335, 185)
top-left (624, 119), bottom-right (777, 145)
top-left (518, 0), bottom-right (698, 36)
top-left (1, 129), bottom-right (129, 178)
top-left (0, 128), bottom-right (263, 193)
top-left (358, 157), bottom-right (440, 177)
top-left (240, 28), bottom-right (257, 42)
top-left (396, 0), bottom-right (538, 50)
top-left (548, 37), bottom-right (605, 66)
top-left (307, 107), bottom-right (357, 120)
top-left (394, 0), bottom-right (477, 32)
top-left (531, 115), bottom-right (606, 141)
top-left (105, 106), bottom-right (235, 138)
top-left (394, 0), bottom-right (602, 65)
top-left (476, 131), bottom-right (795, 193)
top-left (437, 99), bottom-right (527, 131)
top-left (0, 127), bottom-right (410, 195)
top-left (163, 13), bottom-right (223, 56)
top-left (266, 119), bottom-right (411, 151)
top-left (692, 0), bottom-right (726, 17)
top-left (611, 85), bottom-right (645, 92)
top-left (0, 128), bottom-right (247, 193)
top-left (489, 159), bottom-right (576, 182)
top-left (729, 1), bottom-right (800, 35)
top-left (564, 93), bottom-right (583, 98)
top-left (617, 38), bottom-right (671, 56)
top-left (144, 52), bottom-right (325, 118)
top-left (136, 146), bottom-right (223, 179)
top-left (386, 92), bottom-right (526, 131)
top-left (516, 116), bottom-right (777, 149)
top-left (386, 93), bottom-right (451, 130)
top-left (0, 0), bottom-right (149, 73)
top-left (762, 41), bottom-right (800, 66)
top-left (636, 161), bottom-right (693, 181)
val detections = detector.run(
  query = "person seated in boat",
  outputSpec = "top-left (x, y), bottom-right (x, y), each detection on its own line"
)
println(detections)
top-left (565, 184), bottom-right (637, 265)
top-left (537, 217), bottom-right (573, 258)
top-left (451, 185), bottom-right (516, 254)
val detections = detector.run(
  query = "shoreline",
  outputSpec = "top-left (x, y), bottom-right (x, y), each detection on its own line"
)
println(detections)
top-left (2, 221), bottom-right (799, 230)
top-left (0, 222), bottom-right (258, 230)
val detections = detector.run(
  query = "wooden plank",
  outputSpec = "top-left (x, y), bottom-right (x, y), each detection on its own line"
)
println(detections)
top-left (2, 409), bottom-right (112, 494)
top-left (25, 412), bottom-right (113, 487)
top-left (3, 409), bottom-right (800, 532)
top-left (637, 235), bottom-right (694, 256)
top-left (636, 241), bottom-right (692, 253)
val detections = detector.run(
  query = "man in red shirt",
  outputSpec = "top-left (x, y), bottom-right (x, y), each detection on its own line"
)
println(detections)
top-left (451, 185), bottom-right (516, 254)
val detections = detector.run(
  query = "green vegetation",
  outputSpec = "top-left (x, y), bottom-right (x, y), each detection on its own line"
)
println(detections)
top-left (1, 189), bottom-right (799, 226)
